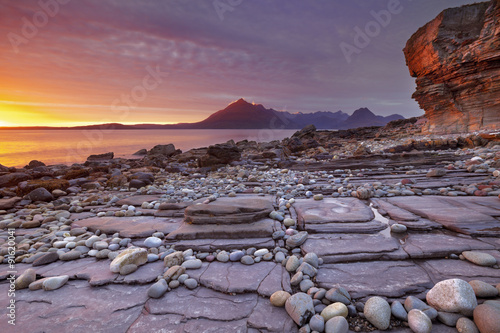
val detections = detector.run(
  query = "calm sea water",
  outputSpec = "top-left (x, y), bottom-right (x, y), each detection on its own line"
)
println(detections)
top-left (0, 129), bottom-right (297, 168)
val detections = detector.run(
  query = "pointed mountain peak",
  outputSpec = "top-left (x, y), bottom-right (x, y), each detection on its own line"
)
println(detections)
top-left (351, 107), bottom-right (375, 116)
top-left (228, 98), bottom-right (251, 107)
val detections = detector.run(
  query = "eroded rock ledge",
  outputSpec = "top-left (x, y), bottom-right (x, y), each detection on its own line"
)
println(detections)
top-left (404, 0), bottom-right (500, 134)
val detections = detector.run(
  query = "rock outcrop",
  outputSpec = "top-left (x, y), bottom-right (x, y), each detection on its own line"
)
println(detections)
top-left (404, 0), bottom-right (500, 133)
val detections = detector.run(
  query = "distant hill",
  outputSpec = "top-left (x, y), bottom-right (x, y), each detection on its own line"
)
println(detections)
top-left (0, 99), bottom-right (404, 130)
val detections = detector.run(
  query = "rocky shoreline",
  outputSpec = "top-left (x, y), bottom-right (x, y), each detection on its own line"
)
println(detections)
top-left (1, 121), bottom-right (500, 333)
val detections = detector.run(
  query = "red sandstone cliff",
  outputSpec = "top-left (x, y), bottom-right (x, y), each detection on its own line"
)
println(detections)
top-left (404, 0), bottom-right (500, 133)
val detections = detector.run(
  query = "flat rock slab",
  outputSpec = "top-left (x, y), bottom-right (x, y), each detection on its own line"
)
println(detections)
top-left (166, 219), bottom-right (276, 240)
top-left (402, 232), bottom-right (495, 259)
top-left (304, 220), bottom-right (388, 234)
top-left (386, 196), bottom-right (500, 236)
top-left (317, 261), bottom-right (434, 299)
top-left (115, 195), bottom-right (162, 206)
top-left (137, 287), bottom-right (296, 333)
top-left (372, 198), bottom-right (443, 231)
top-left (73, 216), bottom-right (182, 238)
top-left (185, 197), bottom-right (274, 224)
top-left (0, 280), bottom-right (149, 333)
top-left (146, 286), bottom-right (258, 321)
top-left (302, 233), bottom-right (408, 264)
top-left (294, 198), bottom-right (375, 226)
top-left (165, 237), bottom-right (276, 251)
top-left (190, 261), bottom-right (291, 297)
top-left (419, 259), bottom-right (500, 284)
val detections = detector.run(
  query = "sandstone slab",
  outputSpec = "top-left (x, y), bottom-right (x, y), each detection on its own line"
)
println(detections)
top-left (317, 261), bottom-right (433, 299)
top-left (73, 216), bottom-right (181, 238)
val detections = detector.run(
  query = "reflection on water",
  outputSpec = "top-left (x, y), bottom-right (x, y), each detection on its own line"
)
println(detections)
top-left (0, 129), bottom-right (297, 167)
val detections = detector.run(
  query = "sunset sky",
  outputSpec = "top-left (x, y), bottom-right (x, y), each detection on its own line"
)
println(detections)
top-left (0, 0), bottom-right (477, 127)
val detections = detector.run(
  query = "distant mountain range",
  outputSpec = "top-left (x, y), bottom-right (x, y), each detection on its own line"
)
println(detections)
top-left (1, 99), bottom-right (404, 130)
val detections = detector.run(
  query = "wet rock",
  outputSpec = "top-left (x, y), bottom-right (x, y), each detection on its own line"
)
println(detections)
top-left (364, 296), bottom-right (391, 330)
top-left (148, 144), bottom-right (176, 157)
top-left (285, 292), bottom-right (315, 326)
top-left (426, 279), bottom-right (477, 316)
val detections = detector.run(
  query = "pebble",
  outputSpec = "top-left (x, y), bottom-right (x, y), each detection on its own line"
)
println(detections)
top-left (291, 271), bottom-right (304, 286)
top-left (391, 301), bottom-right (408, 321)
top-left (391, 223), bottom-right (407, 233)
top-left (15, 268), bottom-right (36, 289)
top-left (181, 259), bottom-right (202, 269)
top-left (148, 279), bottom-right (168, 298)
top-left (456, 317), bottom-right (479, 333)
top-left (325, 287), bottom-right (351, 305)
top-left (462, 251), bottom-right (497, 267)
top-left (304, 252), bottom-right (319, 268)
top-left (325, 316), bottom-right (349, 333)
top-left (240, 255), bottom-right (255, 265)
top-left (285, 293), bottom-right (315, 326)
top-left (178, 274), bottom-right (189, 284)
top-left (144, 236), bottom-right (162, 248)
top-left (313, 194), bottom-right (323, 200)
top-left (184, 278), bottom-right (198, 289)
top-left (42, 275), bottom-right (69, 291)
top-left (286, 256), bottom-right (300, 272)
top-left (59, 250), bottom-right (81, 261)
top-left (254, 248), bottom-right (269, 257)
top-left (286, 231), bottom-right (308, 248)
top-left (437, 312), bottom-right (462, 326)
top-left (364, 296), bottom-right (391, 330)
top-left (108, 243), bottom-right (120, 251)
top-left (284, 218), bottom-right (296, 227)
top-left (468, 280), bottom-right (499, 298)
top-left (300, 279), bottom-right (315, 292)
top-left (163, 251), bottom-right (184, 268)
top-left (93, 241), bottom-right (108, 251)
top-left (473, 303), bottom-right (500, 333)
top-left (408, 309), bottom-right (432, 333)
top-left (169, 280), bottom-right (180, 289)
top-left (321, 302), bottom-right (348, 321)
top-left (426, 279), bottom-right (477, 316)
top-left (119, 264), bottom-right (138, 275)
top-left (270, 291), bottom-right (291, 307)
top-left (216, 251), bottom-right (229, 262)
top-left (309, 314), bottom-right (325, 332)
top-left (275, 252), bottom-right (286, 263)
top-left (229, 250), bottom-right (245, 262)
top-left (147, 253), bottom-right (159, 262)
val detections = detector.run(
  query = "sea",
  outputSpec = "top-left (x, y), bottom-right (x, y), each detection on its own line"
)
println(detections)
top-left (0, 129), bottom-right (298, 168)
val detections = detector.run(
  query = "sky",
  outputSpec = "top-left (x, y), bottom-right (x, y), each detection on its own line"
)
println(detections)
top-left (0, 0), bottom-right (479, 127)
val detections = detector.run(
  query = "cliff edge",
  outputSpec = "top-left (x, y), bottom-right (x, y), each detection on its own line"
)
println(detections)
top-left (404, 0), bottom-right (500, 133)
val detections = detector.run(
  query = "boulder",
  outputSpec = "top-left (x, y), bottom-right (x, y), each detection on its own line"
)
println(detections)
top-left (109, 247), bottom-right (148, 273)
top-left (87, 152), bottom-right (114, 161)
top-left (26, 188), bottom-right (53, 202)
top-left (426, 279), bottom-right (477, 316)
top-left (197, 143), bottom-right (241, 167)
top-left (148, 144), bottom-right (177, 156)
top-left (0, 173), bottom-right (31, 188)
